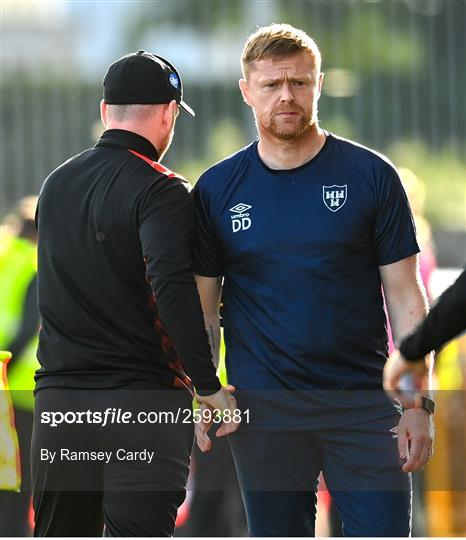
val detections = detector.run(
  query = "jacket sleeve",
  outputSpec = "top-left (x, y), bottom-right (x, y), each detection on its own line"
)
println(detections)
top-left (138, 179), bottom-right (221, 395)
top-left (399, 268), bottom-right (466, 360)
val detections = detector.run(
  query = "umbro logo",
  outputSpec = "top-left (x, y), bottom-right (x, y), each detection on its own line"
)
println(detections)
top-left (230, 203), bottom-right (252, 214)
top-left (389, 426), bottom-right (398, 439)
top-left (229, 203), bottom-right (252, 233)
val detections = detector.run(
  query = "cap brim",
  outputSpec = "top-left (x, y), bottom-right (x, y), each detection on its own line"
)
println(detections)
top-left (180, 100), bottom-right (195, 117)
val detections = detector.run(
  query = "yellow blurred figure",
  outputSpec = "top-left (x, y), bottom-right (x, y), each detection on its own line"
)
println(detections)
top-left (0, 350), bottom-right (20, 492)
top-left (0, 196), bottom-right (40, 536)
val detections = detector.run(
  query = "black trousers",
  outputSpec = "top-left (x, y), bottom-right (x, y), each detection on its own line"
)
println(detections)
top-left (178, 440), bottom-right (247, 537)
top-left (31, 386), bottom-right (194, 537)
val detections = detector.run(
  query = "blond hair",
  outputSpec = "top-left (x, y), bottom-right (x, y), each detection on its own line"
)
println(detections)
top-left (241, 23), bottom-right (321, 78)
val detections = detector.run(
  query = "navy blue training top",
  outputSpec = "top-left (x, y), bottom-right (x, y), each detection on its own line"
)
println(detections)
top-left (193, 133), bottom-right (419, 429)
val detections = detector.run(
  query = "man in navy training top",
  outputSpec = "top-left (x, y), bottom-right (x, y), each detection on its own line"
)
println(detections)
top-left (193, 24), bottom-right (434, 537)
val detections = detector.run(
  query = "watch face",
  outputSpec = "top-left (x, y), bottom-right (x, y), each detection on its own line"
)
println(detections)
top-left (422, 396), bottom-right (435, 415)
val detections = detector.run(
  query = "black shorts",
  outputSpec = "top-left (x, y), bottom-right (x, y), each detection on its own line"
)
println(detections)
top-left (31, 385), bottom-right (194, 536)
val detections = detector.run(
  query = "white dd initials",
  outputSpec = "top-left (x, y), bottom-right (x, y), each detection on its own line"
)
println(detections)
top-left (232, 217), bottom-right (251, 233)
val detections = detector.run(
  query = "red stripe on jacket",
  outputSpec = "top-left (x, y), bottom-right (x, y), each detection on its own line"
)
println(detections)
top-left (128, 149), bottom-right (178, 179)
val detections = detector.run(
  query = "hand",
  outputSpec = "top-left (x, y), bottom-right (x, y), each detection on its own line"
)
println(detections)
top-left (397, 407), bottom-right (434, 473)
top-left (195, 385), bottom-right (240, 452)
top-left (383, 350), bottom-right (428, 408)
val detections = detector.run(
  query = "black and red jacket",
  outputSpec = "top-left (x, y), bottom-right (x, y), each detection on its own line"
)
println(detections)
top-left (400, 268), bottom-right (466, 360)
top-left (35, 129), bottom-right (220, 395)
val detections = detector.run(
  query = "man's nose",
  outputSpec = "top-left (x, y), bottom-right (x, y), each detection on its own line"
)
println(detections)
top-left (279, 82), bottom-right (294, 103)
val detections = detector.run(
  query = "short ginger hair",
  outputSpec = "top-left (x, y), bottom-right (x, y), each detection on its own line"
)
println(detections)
top-left (241, 23), bottom-right (322, 78)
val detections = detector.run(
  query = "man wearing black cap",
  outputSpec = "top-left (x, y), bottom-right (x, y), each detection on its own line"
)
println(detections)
top-left (31, 51), bottom-right (238, 537)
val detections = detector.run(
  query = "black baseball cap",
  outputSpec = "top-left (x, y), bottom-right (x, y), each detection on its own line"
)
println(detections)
top-left (103, 50), bottom-right (195, 117)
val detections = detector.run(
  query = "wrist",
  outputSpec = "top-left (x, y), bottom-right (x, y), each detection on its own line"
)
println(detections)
top-left (196, 378), bottom-right (222, 397)
top-left (404, 394), bottom-right (435, 415)
top-left (399, 338), bottom-right (426, 363)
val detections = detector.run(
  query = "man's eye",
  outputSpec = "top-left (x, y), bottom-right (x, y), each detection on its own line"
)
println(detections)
top-left (265, 82), bottom-right (277, 88)
top-left (293, 81), bottom-right (305, 86)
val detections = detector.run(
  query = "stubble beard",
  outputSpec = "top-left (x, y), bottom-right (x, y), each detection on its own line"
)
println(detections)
top-left (158, 126), bottom-right (175, 161)
top-left (261, 105), bottom-right (318, 142)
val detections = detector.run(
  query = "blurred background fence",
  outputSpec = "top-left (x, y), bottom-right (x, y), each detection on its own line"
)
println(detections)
top-left (1, 0), bottom-right (465, 265)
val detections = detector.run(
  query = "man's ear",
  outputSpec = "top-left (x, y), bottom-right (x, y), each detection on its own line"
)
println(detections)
top-left (239, 79), bottom-right (252, 107)
top-left (168, 99), bottom-right (179, 119)
top-left (317, 71), bottom-right (324, 98)
top-left (100, 100), bottom-right (108, 127)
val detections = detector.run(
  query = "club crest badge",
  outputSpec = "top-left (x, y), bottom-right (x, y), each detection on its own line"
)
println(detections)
top-left (323, 185), bottom-right (347, 212)
top-left (169, 73), bottom-right (179, 89)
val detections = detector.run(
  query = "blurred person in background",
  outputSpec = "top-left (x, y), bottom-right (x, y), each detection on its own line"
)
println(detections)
top-left (178, 431), bottom-right (247, 537)
top-left (398, 167), bottom-right (437, 302)
top-left (176, 346), bottom-right (247, 537)
top-left (0, 195), bottom-right (40, 537)
top-left (193, 23), bottom-right (434, 537)
top-left (32, 51), bottom-right (237, 537)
